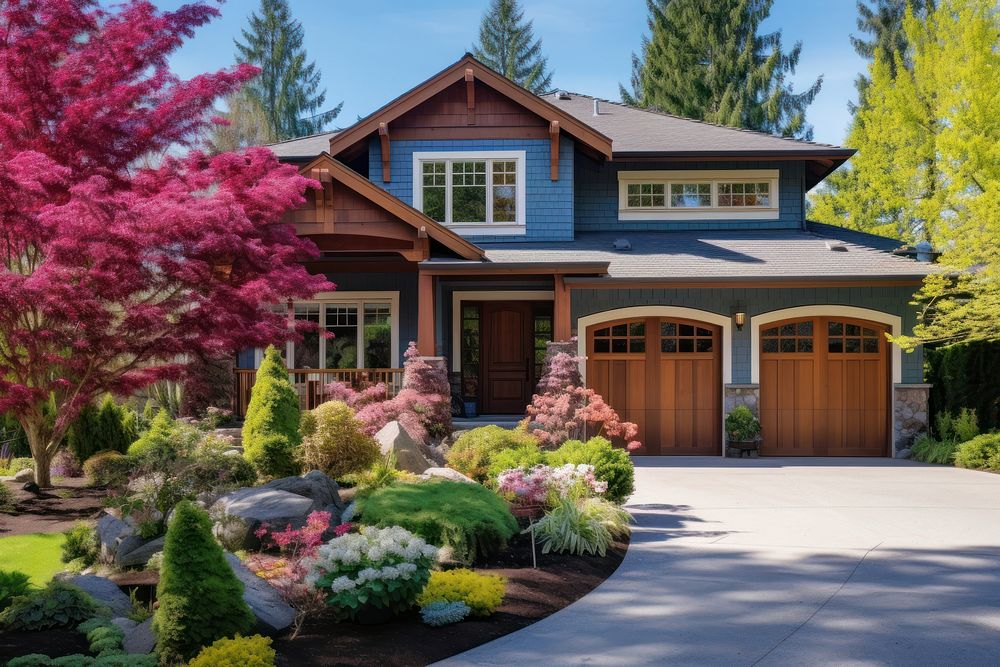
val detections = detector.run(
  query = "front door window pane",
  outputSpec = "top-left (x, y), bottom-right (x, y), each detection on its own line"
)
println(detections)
top-left (293, 305), bottom-right (321, 369)
top-left (325, 306), bottom-right (358, 369)
top-left (363, 304), bottom-right (392, 369)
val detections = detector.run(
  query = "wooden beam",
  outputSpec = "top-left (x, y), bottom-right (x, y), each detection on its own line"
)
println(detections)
top-left (554, 275), bottom-right (571, 341)
top-left (417, 271), bottom-right (436, 355)
top-left (465, 68), bottom-right (475, 125)
top-left (549, 120), bottom-right (560, 181)
top-left (378, 122), bottom-right (390, 182)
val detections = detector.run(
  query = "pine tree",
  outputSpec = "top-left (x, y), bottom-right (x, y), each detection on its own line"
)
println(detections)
top-left (621, 0), bottom-right (822, 140)
top-left (209, 88), bottom-right (278, 153)
top-left (849, 0), bottom-right (931, 112)
top-left (234, 0), bottom-right (342, 141)
top-left (472, 0), bottom-right (553, 94)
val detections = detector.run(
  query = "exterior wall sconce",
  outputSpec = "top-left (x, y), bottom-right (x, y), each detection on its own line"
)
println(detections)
top-left (733, 311), bottom-right (746, 331)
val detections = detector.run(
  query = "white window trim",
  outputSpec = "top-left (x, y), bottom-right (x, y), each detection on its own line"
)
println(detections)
top-left (282, 291), bottom-right (400, 369)
top-left (412, 150), bottom-right (527, 236)
top-left (450, 290), bottom-right (555, 372)
top-left (617, 169), bottom-right (780, 221)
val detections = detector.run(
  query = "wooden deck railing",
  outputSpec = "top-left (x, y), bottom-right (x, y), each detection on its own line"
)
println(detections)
top-left (233, 367), bottom-right (405, 419)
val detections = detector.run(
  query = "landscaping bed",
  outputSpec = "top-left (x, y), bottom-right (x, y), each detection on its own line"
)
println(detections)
top-left (0, 478), bottom-right (105, 537)
top-left (275, 534), bottom-right (628, 667)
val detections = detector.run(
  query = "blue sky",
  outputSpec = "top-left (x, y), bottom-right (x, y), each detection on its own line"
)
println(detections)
top-left (158, 0), bottom-right (866, 146)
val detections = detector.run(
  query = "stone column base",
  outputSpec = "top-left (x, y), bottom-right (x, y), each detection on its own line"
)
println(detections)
top-left (894, 384), bottom-right (931, 456)
top-left (724, 384), bottom-right (760, 418)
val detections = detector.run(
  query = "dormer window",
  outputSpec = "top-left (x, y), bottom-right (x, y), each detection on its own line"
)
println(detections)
top-left (618, 169), bottom-right (780, 221)
top-left (413, 151), bottom-right (526, 236)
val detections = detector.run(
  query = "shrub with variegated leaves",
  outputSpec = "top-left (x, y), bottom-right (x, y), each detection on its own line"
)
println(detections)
top-left (304, 526), bottom-right (437, 621)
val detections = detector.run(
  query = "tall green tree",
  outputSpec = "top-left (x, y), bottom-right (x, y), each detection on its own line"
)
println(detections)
top-left (621, 0), bottom-right (822, 139)
top-left (234, 0), bottom-right (341, 141)
top-left (209, 88), bottom-right (278, 153)
top-left (472, 0), bottom-right (553, 94)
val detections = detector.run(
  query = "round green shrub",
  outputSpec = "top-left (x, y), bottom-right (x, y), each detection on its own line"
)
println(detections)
top-left (153, 500), bottom-right (253, 664)
top-left (487, 443), bottom-right (545, 480)
top-left (360, 480), bottom-right (518, 564)
top-left (126, 409), bottom-right (175, 459)
top-left (188, 634), bottom-right (275, 667)
top-left (724, 405), bottom-right (760, 440)
top-left (953, 432), bottom-right (1000, 470)
top-left (242, 346), bottom-right (301, 478)
top-left (547, 437), bottom-right (635, 503)
top-left (82, 451), bottom-right (136, 488)
top-left (445, 425), bottom-right (539, 483)
top-left (300, 400), bottom-right (379, 480)
top-left (61, 522), bottom-right (99, 568)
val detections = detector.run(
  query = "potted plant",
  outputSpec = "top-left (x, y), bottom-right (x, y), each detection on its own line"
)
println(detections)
top-left (725, 405), bottom-right (761, 457)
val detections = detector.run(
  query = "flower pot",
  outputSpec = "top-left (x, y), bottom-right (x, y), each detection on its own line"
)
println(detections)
top-left (727, 437), bottom-right (761, 458)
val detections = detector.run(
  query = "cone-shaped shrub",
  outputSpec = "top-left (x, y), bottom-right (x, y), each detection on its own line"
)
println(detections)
top-left (243, 345), bottom-right (301, 477)
top-left (154, 501), bottom-right (253, 664)
top-left (127, 408), bottom-right (174, 458)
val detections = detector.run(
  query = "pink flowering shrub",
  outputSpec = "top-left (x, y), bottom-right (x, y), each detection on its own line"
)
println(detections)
top-left (496, 463), bottom-right (607, 509)
top-left (323, 342), bottom-right (451, 442)
top-left (525, 348), bottom-right (640, 451)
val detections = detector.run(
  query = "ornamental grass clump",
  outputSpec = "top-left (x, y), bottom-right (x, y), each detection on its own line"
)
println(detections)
top-left (360, 480), bottom-right (518, 564)
top-left (417, 568), bottom-right (506, 616)
top-left (305, 525), bottom-right (437, 622)
top-left (154, 501), bottom-right (253, 664)
top-left (532, 496), bottom-right (632, 558)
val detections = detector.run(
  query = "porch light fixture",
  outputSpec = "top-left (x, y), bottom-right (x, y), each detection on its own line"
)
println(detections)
top-left (733, 311), bottom-right (746, 331)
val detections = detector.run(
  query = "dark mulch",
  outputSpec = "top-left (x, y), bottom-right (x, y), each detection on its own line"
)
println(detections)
top-left (275, 532), bottom-right (628, 667)
top-left (0, 477), bottom-right (105, 537)
top-left (0, 628), bottom-right (91, 662)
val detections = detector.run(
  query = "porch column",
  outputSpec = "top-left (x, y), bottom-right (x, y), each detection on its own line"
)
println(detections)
top-left (554, 274), bottom-right (571, 341)
top-left (417, 270), bottom-right (436, 356)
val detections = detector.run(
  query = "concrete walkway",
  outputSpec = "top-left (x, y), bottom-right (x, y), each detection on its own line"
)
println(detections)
top-left (441, 458), bottom-right (1000, 666)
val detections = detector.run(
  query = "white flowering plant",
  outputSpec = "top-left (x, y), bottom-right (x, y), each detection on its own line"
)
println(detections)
top-left (304, 525), bottom-right (438, 621)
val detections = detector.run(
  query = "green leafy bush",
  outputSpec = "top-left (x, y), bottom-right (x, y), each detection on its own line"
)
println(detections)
top-left (300, 401), bottom-right (379, 479)
top-left (0, 570), bottom-right (32, 612)
top-left (61, 522), bottom-right (99, 568)
top-left (486, 444), bottom-right (545, 480)
top-left (926, 341), bottom-right (1000, 432)
top-left (126, 409), bottom-right (175, 459)
top-left (187, 634), bottom-right (275, 667)
top-left (911, 434), bottom-right (959, 465)
top-left (185, 439), bottom-right (257, 492)
top-left (68, 396), bottom-right (138, 462)
top-left (954, 433), bottom-right (1000, 470)
top-left (78, 617), bottom-right (125, 657)
top-left (446, 426), bottom-right (539, 483)
top-left (546, 437), bottom-right (635, 503)
top-left (417, 568), bottom-right (506, 616)
top-left (0, 581), bottom-right (102, 631)
top-left (0, 456), bottom-right (34, 477)
top-left (82, 451), bottom-right (136, 488)
top-left (724, 405), bottom-right (761, 441)
top-left (153, 500), bottom-right (253, 664)
top-left (242, 346), bottom-right (301, 478)
top-left (532, 496), bottom-right (631, 557)
top-left (360, 480), bottom-right (518, 564)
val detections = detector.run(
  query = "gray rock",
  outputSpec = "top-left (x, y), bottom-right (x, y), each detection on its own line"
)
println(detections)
top-left (896, 448), bottom-right (913, 459)
top-left (13, 468), bottom-right (33, 482)
top-left (116, 536), bottom-right (165, 568)
top-left (420, 467), bottom-right (476, 484)
top-left (224, 552), bottom-right (295, 635)
top-left (58, 574), bottom-right (132, 617)
top-left (97, 512), bottom-right (133, 563)
top-left (110, 617), bottom-right (138, 634)
top-left (263, 469), bottom-right (343, 511)
top-left (375, 421), bottom-right (431, 473)
top-left (214, 487), bottom-right (314, 524)
top-left (123, 617), bottom-right (155, 654)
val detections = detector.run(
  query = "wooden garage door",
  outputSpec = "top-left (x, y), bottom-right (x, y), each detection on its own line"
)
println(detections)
top-left (760, 317), bottom-right (889, 456)
top-left (587, 317), bottom-right (720, 455)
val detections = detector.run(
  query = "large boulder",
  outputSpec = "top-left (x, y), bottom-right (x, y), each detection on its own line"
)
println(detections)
top-left (116, 535), bottom-right (165, 568)
top-left (375, 421), bottom-right (431, 473)
top-left (420, 467), bottom-right (476, 484)
top-left (122, 617), bottom-right (155, 654)
top-left (13, 468), bottom-right (33, 483)
top-left (97, 512), bottom-right (133, 563)
top-left (57, 574), bottom-right (132, 617)
top-left (263, 469), bottom-right (344, 511)
top-left (224, 552), bottom-right (295, 635)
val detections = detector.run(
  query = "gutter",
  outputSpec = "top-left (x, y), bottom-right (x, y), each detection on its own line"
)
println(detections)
top-left (562, 274), bottom-right (930, 285)
top-left (418, 260), bottom-right (610, 275)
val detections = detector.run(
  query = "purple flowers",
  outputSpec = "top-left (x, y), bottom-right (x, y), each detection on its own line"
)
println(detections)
top-left (497, 463), bottom-right (608, 508)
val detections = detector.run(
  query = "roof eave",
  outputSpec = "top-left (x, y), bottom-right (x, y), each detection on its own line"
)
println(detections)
top-left (562, 273), bottom-right (929, 285)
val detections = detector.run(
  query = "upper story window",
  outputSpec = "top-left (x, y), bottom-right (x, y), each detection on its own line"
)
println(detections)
top-left (413, 151), bottom-right (526, 236)
top-left (618, 169), bottom-right (780, 221)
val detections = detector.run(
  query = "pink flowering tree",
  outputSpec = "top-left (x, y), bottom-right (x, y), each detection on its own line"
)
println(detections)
top-left (525, 347), bottom-right (641, 451)
top-left (0, 1), bottom-right (331, 486)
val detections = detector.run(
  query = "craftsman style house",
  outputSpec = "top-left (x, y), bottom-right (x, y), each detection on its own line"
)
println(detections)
top-left (238, 54), bottom-right (933, 457)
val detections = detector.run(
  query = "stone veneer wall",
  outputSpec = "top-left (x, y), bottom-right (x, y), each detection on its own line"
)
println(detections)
top-left (724, 384), bottom-right (760, 418)
top-left (893, 384), bottom-right (931, 455)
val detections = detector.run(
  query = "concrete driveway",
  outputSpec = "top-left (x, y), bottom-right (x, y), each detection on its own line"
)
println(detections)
top-left (441, 458), bottom-right (1000, 666)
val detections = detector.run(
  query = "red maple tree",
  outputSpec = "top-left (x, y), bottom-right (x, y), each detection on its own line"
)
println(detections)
top-left (0, 1), bottom-right (330, 485)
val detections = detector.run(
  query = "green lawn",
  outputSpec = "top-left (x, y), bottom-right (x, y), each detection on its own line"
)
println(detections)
top-left (0, 533), bottom-right (66, 584)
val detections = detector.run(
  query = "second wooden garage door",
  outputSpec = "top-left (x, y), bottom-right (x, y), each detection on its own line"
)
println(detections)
top-left (759, 317), bottom-right (889, 456)
top-left (587, 317), bottom-right (720, 455)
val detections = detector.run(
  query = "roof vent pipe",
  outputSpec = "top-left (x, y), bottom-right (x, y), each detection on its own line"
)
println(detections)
top-left (556, 90), bottom-right (571, 100)
top-left (593, 99), bottom-right (600, 116)
top-left (915, 241), bottom-right (934, 263)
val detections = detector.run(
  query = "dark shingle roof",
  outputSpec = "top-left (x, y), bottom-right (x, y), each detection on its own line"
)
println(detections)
top-left (266, 131), bottom-right (339, 160)
top-left (542, 92), bottom-right (853, 157)
top-left (465, 227), bottom-right (932, 280)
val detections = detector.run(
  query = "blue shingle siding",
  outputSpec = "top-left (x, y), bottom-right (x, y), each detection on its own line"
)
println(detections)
top-left (368, 137), bottom-right (575, 242)
top-left (570, 285), bottom-right (923, 383)
top-left (574, 152), bottom-right (806, 232)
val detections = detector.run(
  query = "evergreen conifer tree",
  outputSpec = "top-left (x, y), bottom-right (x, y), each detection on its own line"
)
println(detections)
top-left (621, 0), bottom-right (822, 139)
top-left (473, 0), bottom-right (553, 93)
top-left (234, 0), bottom-right (341, 141)
top-left (242, 345), bottom-right (301, 477)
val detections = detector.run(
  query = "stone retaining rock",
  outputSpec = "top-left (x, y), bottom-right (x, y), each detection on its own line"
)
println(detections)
top-left (375, 421), bottom-right (431, 473)
top-left (224, 552), bottom-right (295, 635)
top-left (116, 535), bottom-right (165, 568)
top-left (420, 467), bottom-right (476, 484)
top-left (123, 617), bottom-right (155, 654)
top-left (57, 574), bottom-right (132, 617)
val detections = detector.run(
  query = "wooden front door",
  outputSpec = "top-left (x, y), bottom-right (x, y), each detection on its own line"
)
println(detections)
top-left (760, 317), bottom-right (889, 456)
top-left (481, 302), bottom-right (533, 413)
top-left (586, 317), bottom-right (721, 455)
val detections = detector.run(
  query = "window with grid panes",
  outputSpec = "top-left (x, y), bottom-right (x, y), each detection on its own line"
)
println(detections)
top-left (761, 321), bottom-right (814, 353)
top-left (417, 156), bottom-right (521, 226)
top-left (660, 321), bottom-right (714, 353)
top-left (592, 321), bottom-right (646, 354)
